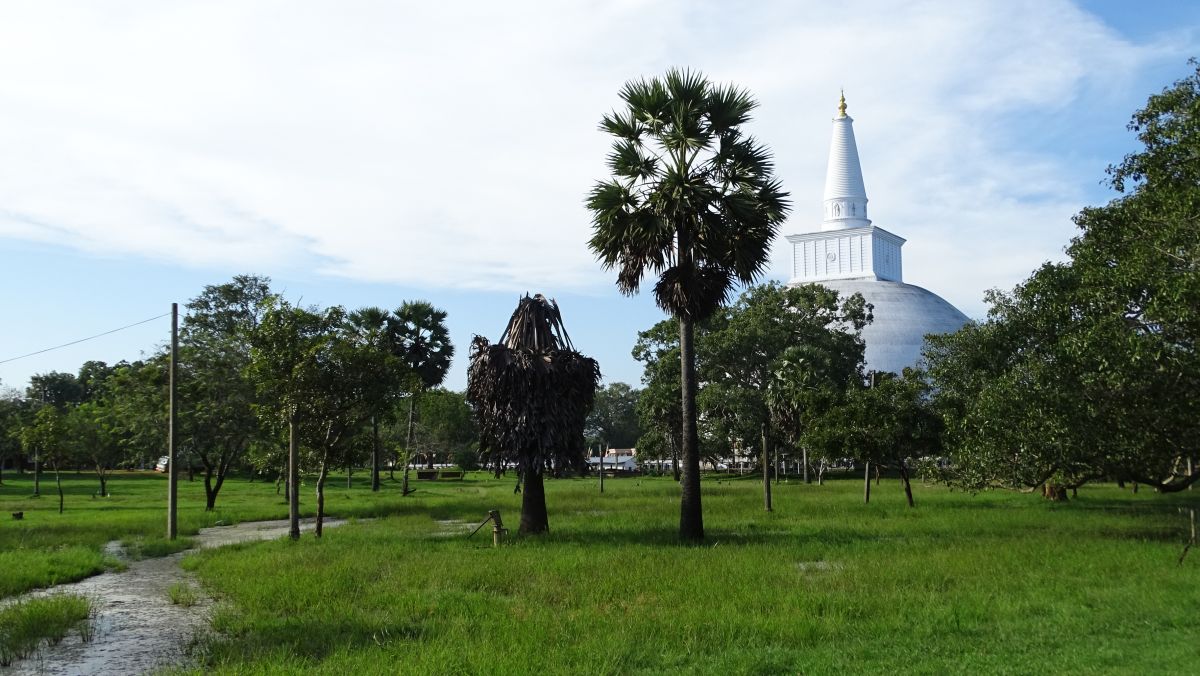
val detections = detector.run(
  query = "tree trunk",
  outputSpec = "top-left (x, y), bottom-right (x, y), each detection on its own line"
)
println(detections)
top-left (403, 396), bottom-right (417, 494)
top-left (97, 469), bottom-right (107, 498)
top-left (371, 417), bottom-right (381, 492)
top-left (1042, 483), bottom-right (1068, 501)
top-left (863, 461), bottom-right (871, 504)
top-left (54, 463), bottom-right (64, 514)
top-left (33, 453), bottom-right (40, 497)
top-left (803, 447), bottom-right (810, 484)
top-left (316, 456), bottom-right (329, 538)
top-left (519, 466), bottom-right (548, 535)
top-left (874, 463), bottom-right (881, 486)
top-left (204, 468), bottom-right (226, 512)
top-left (288, 415), bottom-right (301, 540)
top-left (671, 445), bottom-right (680, 482)
top-left (899, 458), bottom-right (915, 508)
top-left (346, 460), bottom-right (352, 489)
top-left (678, 315), bottom-right (704, 541)
top-left (762, 427), bottom-right (772, 512)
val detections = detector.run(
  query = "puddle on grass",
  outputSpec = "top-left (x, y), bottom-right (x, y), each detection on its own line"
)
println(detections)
top-left (4, 517), bottom-right (346, 675)
top-left (432, 519), bottom-right (473, 538)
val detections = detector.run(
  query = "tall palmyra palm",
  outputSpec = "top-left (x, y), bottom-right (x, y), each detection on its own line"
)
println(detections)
top-left (466, 294), bottom-right (600, 534)
top-left (390, 301), bottom-right (454, 494)
top-left (587, 69), bottom-right (789, 540)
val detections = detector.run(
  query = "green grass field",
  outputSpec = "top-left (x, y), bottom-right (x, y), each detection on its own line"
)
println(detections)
top-left (2, 469), bottom-right (1198, 674)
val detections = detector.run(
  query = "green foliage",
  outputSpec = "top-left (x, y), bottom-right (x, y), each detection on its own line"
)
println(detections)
top-left (584, 381), bottom-right (641, 449)
top-left (633, 283), bottom-right (870, 466)
top-left (389, 301), bottom-right (454, 391)
top-left (25, 372), bottom-right (83, 409)
top-left (0, 594), bottom-right (94, 666)
top-left (926, 62), bottom-right (1200, 494)
top-left (586, 68), bottom-right (790, 318)
top-left (413, 389), bottom-right (477, 462)
top-left (180, 275), bottom-right (273, 510)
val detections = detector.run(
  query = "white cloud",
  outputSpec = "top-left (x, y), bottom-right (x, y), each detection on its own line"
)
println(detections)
top-left (0, 0), bottom-right (1193, 314)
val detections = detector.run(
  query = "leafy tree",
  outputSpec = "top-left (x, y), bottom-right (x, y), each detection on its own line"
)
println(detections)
top-left (250, 299), bottom-right (345, 539)
top-left (0, 394), bottom-right (31, 483)
top-left (19, 406), bottom-right (69, 512)
top-left (298, 317), bottom-right (399, 536)
top-left (77, 361), bottom-right (114, 401)
top-left (585, 382), bottom-right (641, 450)
top-left (704, 283), bottom-right (869, 480)
top-left (346, 306), bottom-right (397, 492)
top-left (391, 301), bottom-right (454, 491)
top-left (804, 370), bottom-right (939, 506)
top-left (587, 69), bottom-right (789, 540)
top-left (926, 63), bottom-right (1200, 497)
top-left (27, 372), bottom-right (83, 408)
top-left (180, 275), bottom-right (272, 510)
top-left (632, 321), bottom-right (684, 480)
top-left (412, 389), bottom-right (477, 468)
top-left (467, 295), bottom-right (600, 534)
top-left (64, 401), bottom-right (124, 497)
top-left (102, 358), bottom-right (168, 470)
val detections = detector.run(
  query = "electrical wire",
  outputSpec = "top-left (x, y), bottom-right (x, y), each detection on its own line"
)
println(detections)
top-left (0, 312), bottom-right (172, 365)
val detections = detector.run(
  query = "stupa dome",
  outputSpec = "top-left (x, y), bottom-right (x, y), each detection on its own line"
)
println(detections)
top-left (814, 279), bottom-right (969, 374)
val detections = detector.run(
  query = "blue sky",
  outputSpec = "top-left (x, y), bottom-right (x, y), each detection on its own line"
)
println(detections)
top-left (1, 0), bottom-right (1198, 395)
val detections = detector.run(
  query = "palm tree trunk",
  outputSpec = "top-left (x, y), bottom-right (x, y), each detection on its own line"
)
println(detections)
top-left (402, 396), bottom-right (416, 495)
top-left (288, 414), bottom-right (301, 540)
top-left (519, 466), bottom-right (549, 535)
top-left (678, 315), bottom-right (704, 541)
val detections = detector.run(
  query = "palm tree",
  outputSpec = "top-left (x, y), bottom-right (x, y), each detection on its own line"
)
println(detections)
top-left (587, 69), bottom-right (789, 540)
top-left (466, 294), bottom-right (600, 534)
top-left (390, 301), bottom-right (454, 495)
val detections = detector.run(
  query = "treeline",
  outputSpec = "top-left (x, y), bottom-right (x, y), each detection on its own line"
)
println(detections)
top-left (0, 275), bottom-right (477, 514)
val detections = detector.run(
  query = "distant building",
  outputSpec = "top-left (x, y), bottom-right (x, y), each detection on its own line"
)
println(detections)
top-left (787, 94), bottom-right (970, 374)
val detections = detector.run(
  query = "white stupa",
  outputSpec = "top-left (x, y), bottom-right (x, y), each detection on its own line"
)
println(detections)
top-left (786, 94), bottom-right (969, 374)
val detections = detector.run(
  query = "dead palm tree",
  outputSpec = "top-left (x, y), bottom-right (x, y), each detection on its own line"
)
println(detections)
top-left (587, 69), bottom-right (789, 540)
top-left (466, 294), bottom-right (600, 534)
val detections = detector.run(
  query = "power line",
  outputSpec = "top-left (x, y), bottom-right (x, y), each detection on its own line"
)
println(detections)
top-left (0, 312), bottom-right (172, 365)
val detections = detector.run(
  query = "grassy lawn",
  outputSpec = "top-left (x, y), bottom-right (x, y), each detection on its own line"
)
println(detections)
top-left (0, 469), bottom-right (413, 599)
top-left (3, 469), bottom-right (1198, 673)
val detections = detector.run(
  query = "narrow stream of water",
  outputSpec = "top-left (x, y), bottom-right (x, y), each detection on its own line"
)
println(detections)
top-left (4, 518), bottom-right (346, 675)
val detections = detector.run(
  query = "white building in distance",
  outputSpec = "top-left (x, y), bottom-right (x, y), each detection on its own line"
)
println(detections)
top-left (786, 94), bottom-right (970, 374)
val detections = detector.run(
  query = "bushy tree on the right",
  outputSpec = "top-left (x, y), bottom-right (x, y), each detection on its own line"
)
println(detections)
top-left (926, 62), bottom-right (1200, 497)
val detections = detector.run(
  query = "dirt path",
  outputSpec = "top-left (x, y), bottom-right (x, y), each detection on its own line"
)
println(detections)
top-left (4, 518), bottom-right (346, 675)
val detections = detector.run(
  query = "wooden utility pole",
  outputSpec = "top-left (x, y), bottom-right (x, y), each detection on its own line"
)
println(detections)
top-left (762, 426), bottom-right (772, 512)
top-left (167, 302), bottom-right (178, 540)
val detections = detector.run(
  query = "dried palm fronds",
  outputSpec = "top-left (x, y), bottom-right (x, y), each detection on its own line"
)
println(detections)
top-left (467, 294), bottom-right (601, 476)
